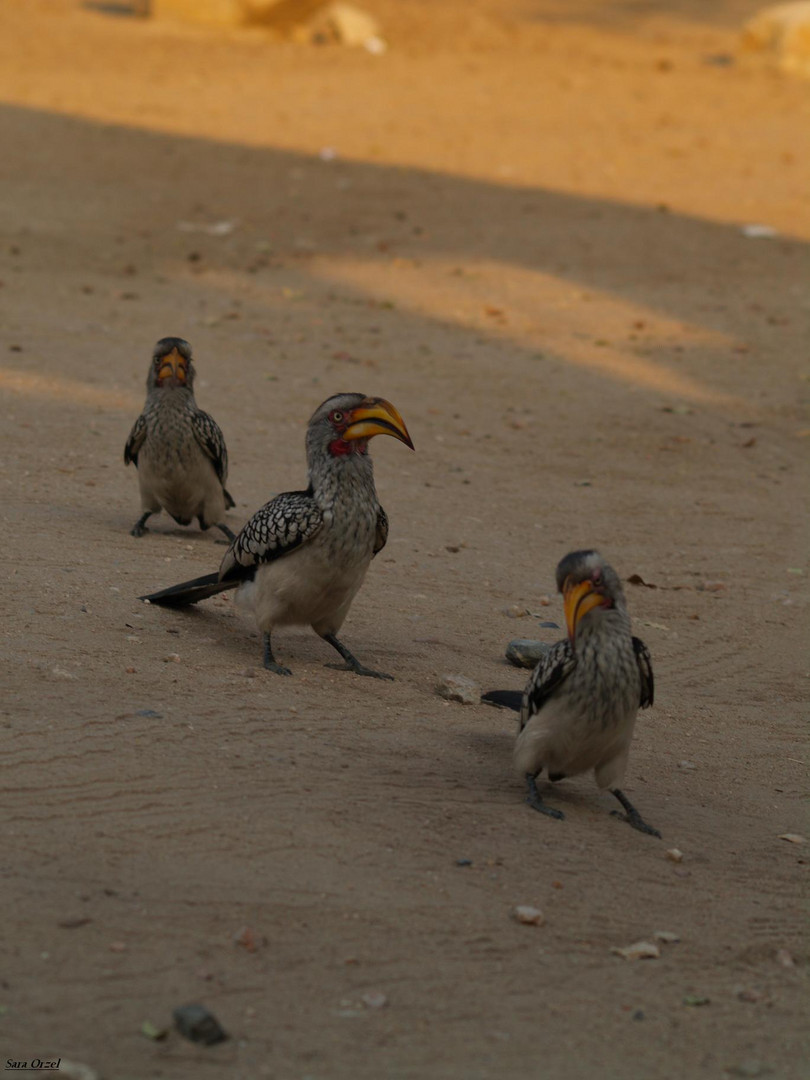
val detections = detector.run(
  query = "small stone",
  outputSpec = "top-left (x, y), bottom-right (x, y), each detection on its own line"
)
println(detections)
top-left (59, 1063), bottom-right (100, 1080)
top-left (242, 668), bottom-right (257, 678)
top-left (233, 926), bottom-right (259, 952)
top-left (778, 832), bottom-right (805, 844)
top-left (503, 604), bottom-right (529, 618)
top-left (141, 1019), bottom-right (169, 1040)
top-left (775, 948), bottom-right (795, 967)
top-left (725, 1060), bottom-right (770, 1078)
top-left (742, 2), bottom-right (810, 77)
top-left (683, 994), bottom-right (710, 1007)
top-left (513, 905), bottom-right (545, 926)
top-left (164, 653), bottom-right (181, 663)
top-left (51, 666), bottom-right (78, 681)
top-left (302, 2), bottom-right (383, 46)
top-left (506, 639), bottom-right (553, 668)
top-left (173, 1003), bottom-right (229, 1046)
top-left (665, 848), bottom-right (684, 863)
top-left (109, 941), bottom-right (127, 953)
top-left (436, 674), bottom-right (481, 705)
top-left (361, 991), bottom-right (388, 1008)
top-left (677, 760), bottom-right (697, 770)
top-left (455, 858), bottom-right (473, 867)
top-left (653, 930), bottom-right (680, 944)
top-left (611, 941), bottom-right (660, 961)
top-left (735, 985), bottom-right (765, 1003)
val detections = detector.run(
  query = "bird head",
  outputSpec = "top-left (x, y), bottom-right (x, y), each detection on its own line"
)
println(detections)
top-left (307, 393), bottom-right (414, 459)
top-left (556, 549), bottom-right (625, 641)
top-left (148, 337), bottom-right (194, 390)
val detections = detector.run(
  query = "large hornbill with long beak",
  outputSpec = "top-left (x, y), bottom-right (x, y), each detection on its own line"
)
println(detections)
top-left (483, 550), bottom-right (660, 837)
top-left (140, 392), bottom-right (414, 679)
top-left (124, 337), bottom-right (236, 541)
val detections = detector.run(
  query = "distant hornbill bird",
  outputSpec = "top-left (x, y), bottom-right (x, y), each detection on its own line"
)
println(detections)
top-left (124, 337), bottom-right (236, 541)
top-left (140, 392), bottom-right (414, 679)
top-left (484, 550), bottom-right (660, 837)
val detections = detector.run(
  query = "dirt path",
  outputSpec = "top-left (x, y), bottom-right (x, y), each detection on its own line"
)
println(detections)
top-left (0, 2), bottom-right (807, 1077)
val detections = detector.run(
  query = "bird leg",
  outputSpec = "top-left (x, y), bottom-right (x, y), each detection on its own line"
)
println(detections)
top-left (216, 523), bottom-right (237, 544)
top-left (525, 773), bottom-right (565, 820)
top-left (263, 632), bottom-right (292, 676)
top-left (130, 511), bottom-right (153, 537)
top-left (610, 788), bottom-right (661, 837)
top-left (322, 632), bottom-right (393, 680)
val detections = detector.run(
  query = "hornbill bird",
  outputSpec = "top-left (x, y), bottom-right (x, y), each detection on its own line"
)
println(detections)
top-left (140, 393), bottom-right (414, 679)
top-left (124, 337), bottom-right (236, 541)
top-left (483, 550), bottom-right (660, 837)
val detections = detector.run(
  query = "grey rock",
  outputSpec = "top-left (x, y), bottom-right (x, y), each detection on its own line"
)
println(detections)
top-left (436, 674), bottom-right (481, 705)
top-left (506, 639), bottom-right (553, 669)
top-left (173, 1003), bottom-right (229, 1046)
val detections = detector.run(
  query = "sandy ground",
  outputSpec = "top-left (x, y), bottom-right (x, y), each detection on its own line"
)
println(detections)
top-left (0, 1), bottom-right (808, 1077)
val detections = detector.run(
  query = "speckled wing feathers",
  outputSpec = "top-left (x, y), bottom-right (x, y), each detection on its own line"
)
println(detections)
top-left (632, 636), bottom-right (654, 708)
top-left (191, 409), bottom-right (229, 485)
top-left (519, 639), bottom-right (578, 732)
top-left (124, 413), bottom-right (148, 466)
top-left (220, 490), bottom-right (323, 583)
top-left (373, 506), bottom-right (389, 556)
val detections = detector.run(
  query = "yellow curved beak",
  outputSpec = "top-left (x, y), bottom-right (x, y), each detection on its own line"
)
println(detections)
top-left (157, 348), bottom-right (188, 386)
top-left (343, 397), bottom-right (414, 449)
top-left (563, 578), bottom-right (608, 640)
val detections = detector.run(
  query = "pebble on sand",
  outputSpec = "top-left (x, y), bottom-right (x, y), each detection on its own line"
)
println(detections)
top-left (436, 674), bottom-right (481, 705)
top-left (513, 905), bottom-right (545, 926)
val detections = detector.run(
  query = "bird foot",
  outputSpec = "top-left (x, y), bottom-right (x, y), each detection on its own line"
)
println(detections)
top-left (610, 809), bottom-right (661, 838)
top-left (130, 524), bottom-right (148, 537)
top-left (264, 660), bottom-right (292, 676)
top-left (525, 775), bottom-right (564, 819)
top-left (326, 662), bottom-right (394, 680)
top-left (527, 796), bottom-right (565, 820)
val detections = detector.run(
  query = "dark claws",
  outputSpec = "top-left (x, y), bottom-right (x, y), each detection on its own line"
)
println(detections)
top-left (264, 660), bottom-right (293, 676)
top-left (326, 662), bottom-right (394, 680)
top-left (525, 774), bottom-right (565, 820)
top-left (610, 809), bottom-right (661, 838)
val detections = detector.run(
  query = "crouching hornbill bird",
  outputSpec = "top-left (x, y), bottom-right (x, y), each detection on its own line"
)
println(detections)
top-left (483, 550), bottom-right (660, 837)
top-left (139, 393), bottom-right (414, 679)
top-left (124, 337), bottom-right (236, 541)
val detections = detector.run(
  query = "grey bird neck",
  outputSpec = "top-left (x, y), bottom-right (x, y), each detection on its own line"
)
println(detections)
top-left (145, 385), bottom-right (196, 411)
top-left (575, 604), bottom-right (632, 649)
top-left (307, 438), bottom-right (378, 514)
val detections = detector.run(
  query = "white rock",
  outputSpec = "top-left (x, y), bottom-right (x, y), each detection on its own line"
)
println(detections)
top-left (60, 1063), bottom-right (100, 1080)
top-left (665, 848), bottom-right (684, 863)
top-left (654, 930), bottom-right (681, 944)
top-left (775, 948), bottom-right (795, 967)
top-left (312, 3), bottom-right (382, 46)
top-left (610, 941), bottom-right (660, 961)
top-left (436, 674), bottom-right (481, 705)
top-left (513, 905), bottom-right (545, 926)
top-left (361, 991), bottom-right (388, 1008)
top-left (778, 832), bottom-right (805, 844)
top-left (742, 2), bottom-right (810, 76)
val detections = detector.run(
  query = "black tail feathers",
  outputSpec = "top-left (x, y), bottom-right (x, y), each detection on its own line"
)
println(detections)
top-left (140, 572), bottom-right (235, 608)
top-left (481, 689), bottom-right (523, 712)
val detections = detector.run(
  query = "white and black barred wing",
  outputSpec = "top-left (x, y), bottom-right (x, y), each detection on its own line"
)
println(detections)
top-left (373, 506), bottom-right (389, 556)
top-left (191, 409), bottom-right (229, 486)
top-left (124, 412), bottom-right (148, 466)
top-left (219, 491), bottom-right (323, 584)
top-left (632, 636), bottom-right (654, 708)
top-left (519, 639), bottom-right (577, 732)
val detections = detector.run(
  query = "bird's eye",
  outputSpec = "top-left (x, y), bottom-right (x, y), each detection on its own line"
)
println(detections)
top-left (330, 411), bottom-right (344, 424)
